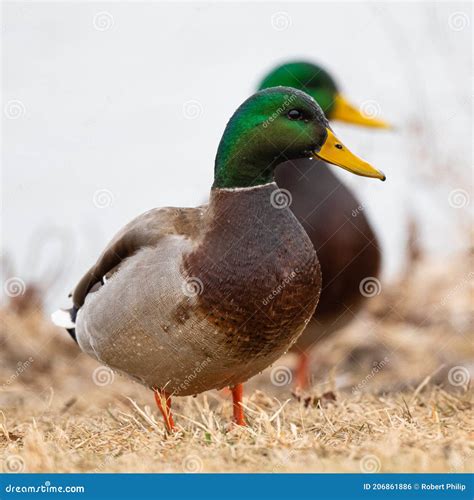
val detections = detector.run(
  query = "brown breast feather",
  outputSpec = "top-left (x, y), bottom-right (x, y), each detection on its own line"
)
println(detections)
top-left (183, 184), bottom-right (321, 359)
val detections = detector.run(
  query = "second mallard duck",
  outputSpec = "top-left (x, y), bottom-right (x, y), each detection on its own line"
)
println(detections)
top-left (52, 87), bottom-right (384, 430)
top-left (259, 62), bottom-right (390, 389)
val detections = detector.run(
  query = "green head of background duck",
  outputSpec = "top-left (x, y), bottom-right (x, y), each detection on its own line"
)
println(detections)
top-left (258, 63), bottom-right (391, 389)
top-left (258, 61), bottom-right (390, 128)
top-left (53, 87), bottom-right (385, 431)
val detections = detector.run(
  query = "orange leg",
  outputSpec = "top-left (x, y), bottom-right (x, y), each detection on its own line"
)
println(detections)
top-left (231, 383), bottom-right (246, 426)
top-left (153, 388), bottom-right (175, 432)
top-left (295, 351), bottom-right (310, 390)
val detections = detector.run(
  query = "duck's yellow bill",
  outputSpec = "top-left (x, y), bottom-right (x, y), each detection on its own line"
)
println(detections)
top-left (314, 128), bottom-right (386, 181)
top-left (332, 94), bottom-right (390, 129)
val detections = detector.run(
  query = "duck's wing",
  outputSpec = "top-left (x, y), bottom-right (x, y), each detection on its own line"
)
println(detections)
top-left (72, 206), bottom-right (205, 309)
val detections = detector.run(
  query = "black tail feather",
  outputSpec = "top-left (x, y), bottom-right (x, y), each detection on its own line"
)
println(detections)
top-left (66, 305), bottom-right (78, 343)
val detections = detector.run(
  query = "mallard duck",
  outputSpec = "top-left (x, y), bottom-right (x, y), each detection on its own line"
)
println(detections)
top-left (258, 62), bottom-right (389, 388)
top-left (52, 87), bottom-right (385, 431)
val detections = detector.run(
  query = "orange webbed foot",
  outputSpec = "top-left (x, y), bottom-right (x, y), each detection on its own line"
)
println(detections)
top-left (231, 383), bottom-right (246, 426)
top-left (153, 388), bottom-right (176, 433)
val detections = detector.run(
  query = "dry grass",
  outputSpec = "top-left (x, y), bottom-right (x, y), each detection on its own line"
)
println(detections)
top-left (0, 253), bottom-right (472, 473)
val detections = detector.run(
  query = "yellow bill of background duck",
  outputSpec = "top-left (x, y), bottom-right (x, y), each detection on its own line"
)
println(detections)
top-left (331, 94), bottom-right (390, 128)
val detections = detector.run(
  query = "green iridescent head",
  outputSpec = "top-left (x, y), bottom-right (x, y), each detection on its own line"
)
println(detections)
top-left (213, 87), bottom-right (385, 189)
top-left (259, 62), bottom-right (338, 116)
top-left (258, 61), bottom-right (390, 128)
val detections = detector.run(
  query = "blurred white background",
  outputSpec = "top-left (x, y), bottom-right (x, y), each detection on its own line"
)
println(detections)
top-left (1, 1), bottom-right (472, 310)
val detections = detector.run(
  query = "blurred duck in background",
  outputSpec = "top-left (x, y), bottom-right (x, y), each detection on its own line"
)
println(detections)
top-left (52, 87), bottom-right (385, 431)
top-left (258, 61), bottom-right (390, 390)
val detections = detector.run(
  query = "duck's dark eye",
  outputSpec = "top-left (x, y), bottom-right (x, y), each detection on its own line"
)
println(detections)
top-left (287, 109), bottom-right (303, 120)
